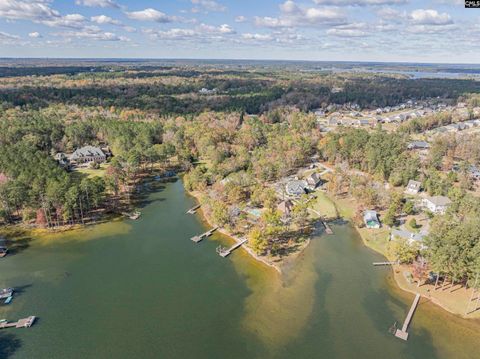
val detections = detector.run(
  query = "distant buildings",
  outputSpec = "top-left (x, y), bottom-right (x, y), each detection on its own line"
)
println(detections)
top-left (422, 196), bottom-right (451, 215)
top-left (364, 210), bottom-right (380, 229)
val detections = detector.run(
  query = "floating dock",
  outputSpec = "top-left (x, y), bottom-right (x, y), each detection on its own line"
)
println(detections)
top-left (191, 227), bottom-right (218, 243)
top-left (395, 293), bottom-right (421, 341)
top-left (217, 238), bottom-right (248, 257)
top-left (186, 205), bottom-right (201, 214)
top-left (0, 316), bottom-right (36, 330)
top-left (373, 261), bottom-right (398, 266)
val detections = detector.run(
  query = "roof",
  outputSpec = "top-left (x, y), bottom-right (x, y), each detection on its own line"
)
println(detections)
top-left (391, 228), bottom-right (426, 242)
top-left (277, 200), bottom-right (294, 214)
top-left (408, 141), bottom-right (430, 149)
top-left (364, 210), bottom-right (379, 222)
top-left (425, 196), bottom-right (452, 207)
top-left (286, 180), bottom-right (307, 195)
top-left (407, 180), bottom-right (421, 190)
top-left (70, 146), bottom-right (105, 160)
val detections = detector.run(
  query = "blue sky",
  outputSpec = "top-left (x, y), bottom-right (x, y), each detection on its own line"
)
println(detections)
top-left (0, 0), bottom-right (478, 62)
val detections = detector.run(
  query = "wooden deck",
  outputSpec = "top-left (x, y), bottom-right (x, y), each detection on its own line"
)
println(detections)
top-left (0, 316), bottom-right (36, 330)
top-left (217, 238), bottom-right (248, 257)
top-left (191, 227), bottom-right (218, 243)
top-left (395, 293), bottom-right (421, 341)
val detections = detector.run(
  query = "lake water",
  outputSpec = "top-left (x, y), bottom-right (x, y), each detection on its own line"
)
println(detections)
top-left (1, 179), bottom-right (479, 359)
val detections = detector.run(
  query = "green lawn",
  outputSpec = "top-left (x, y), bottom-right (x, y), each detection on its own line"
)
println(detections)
top-left (310, 191), bottom-right (338, 220)
top-left (73, 163), bottom-right (108, 179)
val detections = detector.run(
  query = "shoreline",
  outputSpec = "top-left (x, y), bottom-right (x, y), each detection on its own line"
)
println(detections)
top-left (185, 189), bottom-right (314, 275)
top-left (323, 191), bottom-right (480, 320)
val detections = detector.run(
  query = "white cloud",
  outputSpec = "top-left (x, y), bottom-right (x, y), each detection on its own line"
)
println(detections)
top-left (144, 28), bottom-right (197, 40)
top-left (0, 31), bottom-right (20, 40)
top-left (327, 22), bottom-right (369, 37)
top-left (125, 8), bottom-right (175, 23)
top-left (91, 15), bottom-right (121, 25)
top-left (191, 0), bottom-right (226, 12)
top-left (242, 33), bottom-right (273, 41)
top-left (75, 0), bottom-right (119, 8)
top-left (255, 1), bottom-right (346, 28)
top-left (144, 23), bottom-right (235, 40)
top-left (313, 0), bottom-right (407, 5)
top-left (409, 9), bottom-right (452, 25)
top-left (376, 7), bottom-right (406, 20)
top-left (235, 16), bottom-right (247, 23)
top-left (55, 28), bottom-right (129, 41)
top-left (198, 23), bottom-right (235, 34)
top-left (28, 31), bottom-right (42, 38)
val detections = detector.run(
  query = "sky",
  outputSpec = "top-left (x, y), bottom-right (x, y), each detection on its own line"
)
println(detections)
top-left (0, 0), bottom-right (478, 63)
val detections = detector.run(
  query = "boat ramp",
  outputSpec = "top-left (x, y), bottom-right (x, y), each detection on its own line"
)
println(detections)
top-left (395, 293), bottom-right (421, 341)
top-left (216, 238), bottom-right (248, 258)
top-left (0, 316), bottom-right (36, 330)
top-left (191, 227), bottom-right (218, 243)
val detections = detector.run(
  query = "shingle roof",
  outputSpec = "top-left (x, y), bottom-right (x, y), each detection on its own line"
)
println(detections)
top-left (70, 146), bottom-right (105, 160)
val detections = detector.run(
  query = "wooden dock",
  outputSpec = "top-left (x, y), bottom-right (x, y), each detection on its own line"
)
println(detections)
top-left (191, 227), bottom-right (218, 243)
top-left (322, 221), bottom-right (333, 235)
top-left (217, 238), bottom-right (248, 257)
top-left (395, 293), bottom-right (421, 341)
top-left (186, 204), bottom-right (201, 214)
top-left (373, 261), bottom-right (398, 266)
top-left (0, 316), bottom-right (36, 330)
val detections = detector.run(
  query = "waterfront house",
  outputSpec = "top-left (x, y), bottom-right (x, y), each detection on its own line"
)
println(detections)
top-left (405, 180), bottom-right (422, 195)
top-left (364, 210), bottom-right (380, 229)
top-left (390, 228), bottom-right (427, 248)
top-left (422, 196), bottom-right (451, 215)
top-left (69, 146), bottom-right (106, 164)
top-left (285, 180), bottom-right (308, 197)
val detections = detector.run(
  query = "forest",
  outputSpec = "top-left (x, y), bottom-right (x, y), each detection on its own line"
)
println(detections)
top-left (1, 62), bottom-right (480, 282)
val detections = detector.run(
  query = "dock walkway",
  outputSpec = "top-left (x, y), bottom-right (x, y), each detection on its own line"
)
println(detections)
top-left (373, 261), bottom-right (398, 266)
top-left (186, 205), bottom-right (201, 214)
top-left (191, 227), bottom-right (218, 243)
top-left (0, 316), bottom-right (36, 330)
top-left (217, 238), bottom-right (248, 257)
top-left (395, 293), bottom-right (421, 340)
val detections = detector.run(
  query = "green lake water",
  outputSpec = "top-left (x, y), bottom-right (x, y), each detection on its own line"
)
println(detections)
top-left (1, 179), bottom-right (479, 359)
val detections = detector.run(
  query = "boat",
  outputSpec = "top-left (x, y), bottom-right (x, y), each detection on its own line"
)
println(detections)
top-left (122, 211), bottom-right (141, 220)
top-left (4, 296), bottom-right (12, 304)
top-left (0, 288), bottom-right (13, 299)
top-left (0, 246), bottom-right (7, 258)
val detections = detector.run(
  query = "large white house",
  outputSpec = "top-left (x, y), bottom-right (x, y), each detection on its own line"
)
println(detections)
top-left (422, 196), bottom-right (451, 215)
top-left (69, 146), bottom-right (106, 164)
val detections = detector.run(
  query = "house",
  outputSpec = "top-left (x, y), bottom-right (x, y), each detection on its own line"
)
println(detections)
top-left (285, 180), bottom-right (308, 196)
top-left (408, 141), bottom-right (430, 150)
top-left (390, 228), bottom-right (427, 247)
top-left (54, 153), bottom-right (70, 168)
top-left (277, 200), bottom-right (294, 217)
top-left (422, 196), bottom-right (451, 215)
top-left (405, 180), bottom-right (422, 195)
top-left (306, 173), bottom-right (322, 189)
top-left (69, 146), bottom-right (106, 164)
top-left (469, 165), bottom-right (480, 180)
top-left (364, 210), bottom-right (380, 229)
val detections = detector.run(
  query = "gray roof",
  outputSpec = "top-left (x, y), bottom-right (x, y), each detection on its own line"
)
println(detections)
top-left (426, 196), bottom-right (451, 207)
top-left (391, 228), bottom-right (426, 243)
top-left (408, 141), bottom-right (430, 149)
top-left (364, 210), bottom-right (379, 222)
top-left (407, 180), bottom-right (421, 190)
top-left (70, 146), bottom-right (105, 160)
top-left (286, 180), bottom-right (307, 195)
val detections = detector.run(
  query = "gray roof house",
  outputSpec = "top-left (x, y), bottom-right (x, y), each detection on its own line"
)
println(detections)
top-left (69, 146), bottom-right (106, 164)
top-left (390, 228), bottom-right (427, 247)
top-left (364, 210), bottom-right (381, 229)
top-left (285, 180), bottom-right (308, 197)
top-left (422, 196), bottom-right (451, 215)
top-left (407, 141), bottom-right (430, 150)
top-left (405, 180), bottom-right (422, 195)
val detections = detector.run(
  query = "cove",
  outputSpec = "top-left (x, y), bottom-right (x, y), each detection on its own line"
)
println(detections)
top-left (0, 179), bottom-right (479, 359)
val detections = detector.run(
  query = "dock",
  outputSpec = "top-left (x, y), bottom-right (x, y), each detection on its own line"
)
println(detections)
top-left (373, 261), bottom-right (398, 266)
top-left (395, 293), bottom-right (421, 340)
top-left (322, 221), bottom-right (333, 235)
top-left (0, 316), bottom-right (36, 330)
top-left (191, 227), bottom-right (218, 243)
top-left (217, 238), bottom-right (248, 257)
top-left (186, 204), bottom-right (201, 214)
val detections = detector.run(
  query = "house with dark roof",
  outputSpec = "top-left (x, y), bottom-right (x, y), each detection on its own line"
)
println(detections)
top-left (69, 146), bottom-right (106, 164)
top-left (285, 180), bottom-right (308, 197)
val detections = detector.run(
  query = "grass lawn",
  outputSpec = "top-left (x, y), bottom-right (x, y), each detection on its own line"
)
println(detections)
top-left (73, 163), bottom-right (108, 179)
top-left (356, 227), bottom-right (391, 256)
top-left (310, 191), bottom-right (339, 220)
